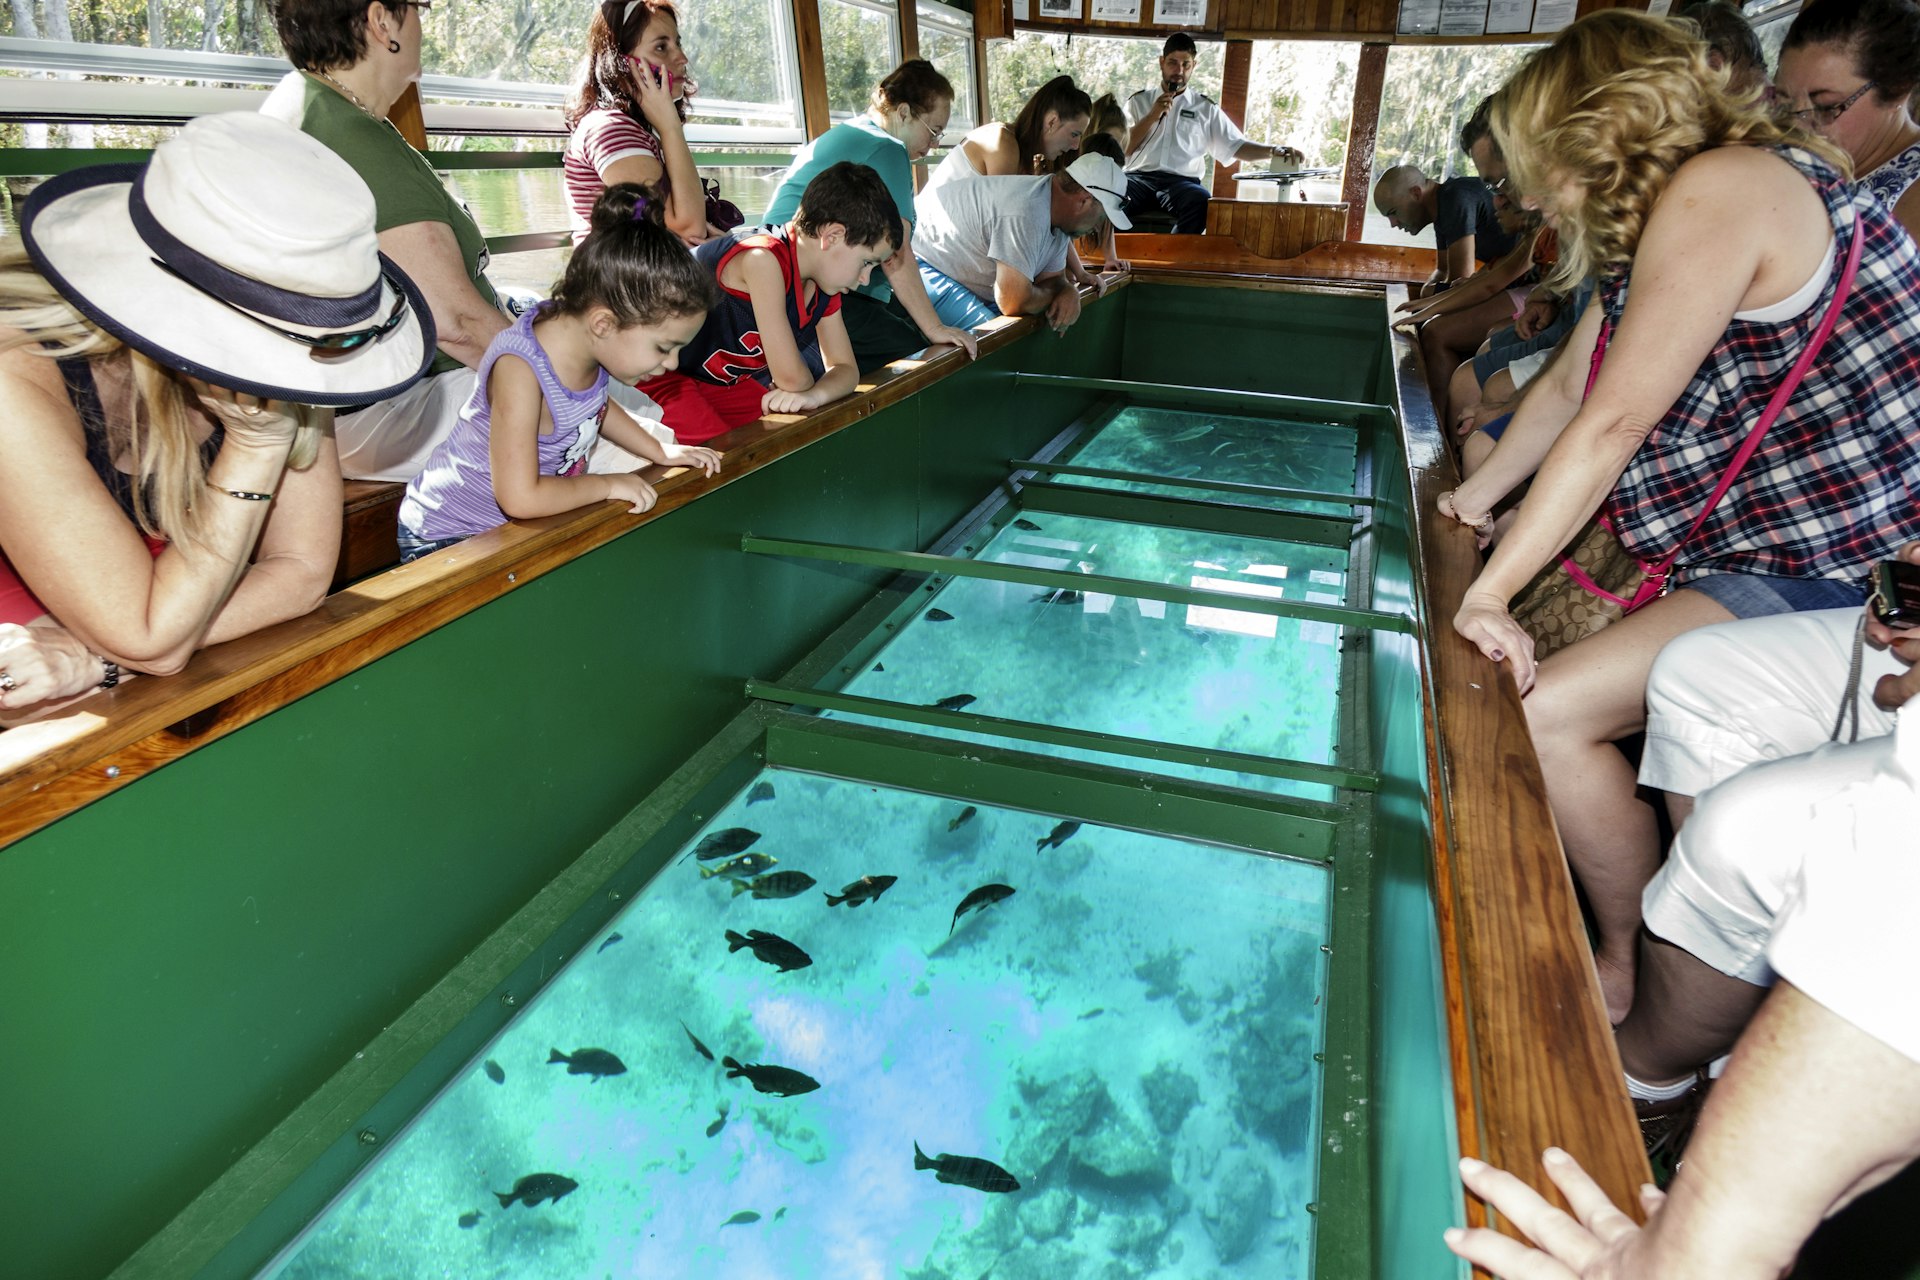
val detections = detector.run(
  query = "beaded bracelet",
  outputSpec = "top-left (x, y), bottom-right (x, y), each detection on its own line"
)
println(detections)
top-left (212, 486), bottom-right (276, 502)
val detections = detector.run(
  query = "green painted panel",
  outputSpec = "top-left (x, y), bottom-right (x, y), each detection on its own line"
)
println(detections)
top-left (1120, 283), bottom-right (1390, 406)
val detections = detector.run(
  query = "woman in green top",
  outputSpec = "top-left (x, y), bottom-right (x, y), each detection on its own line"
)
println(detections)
top-left (764, 60), bottom-right (981, 374)
top-left (262, 0), bottom-right (511, 482)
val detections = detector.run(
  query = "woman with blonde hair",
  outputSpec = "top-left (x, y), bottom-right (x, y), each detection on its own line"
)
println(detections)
top-left (0, 112), bottom-right (431, 720)
top-left (1438, 10), bottom-right (1920, 1040)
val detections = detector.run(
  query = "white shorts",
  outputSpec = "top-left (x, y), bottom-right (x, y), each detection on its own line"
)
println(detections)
top-left (1507, 347), bottom-right (1551, 390)
top-left (1639, 607), bottom-right (1903, 798)
top-left (1643, 714), bottom-right (1920, 1063)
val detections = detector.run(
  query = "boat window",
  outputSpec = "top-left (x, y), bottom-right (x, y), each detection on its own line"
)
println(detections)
top-left (986, 31), bottom-right (1226, 144)
top-left (918, 0), bottom-right (979, 133)
top-left (1241, 40), bottom-right (1363, 207)
top-left (823, 0), bottom-right (905, 119)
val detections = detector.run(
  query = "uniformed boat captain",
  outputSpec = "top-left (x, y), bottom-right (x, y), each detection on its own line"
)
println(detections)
top-left (1121, 32), bottom-right (1306, 235)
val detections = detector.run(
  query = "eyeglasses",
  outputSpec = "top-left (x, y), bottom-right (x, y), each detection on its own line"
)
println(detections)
top-left (915, 114), bottom-right (947, 145)
top-left (1486, 175), bottom-right (1511, 196)
top-left (1790, 81), bottom-right (1876, 126)
top-left (155, 259), bottom-right (413, 356)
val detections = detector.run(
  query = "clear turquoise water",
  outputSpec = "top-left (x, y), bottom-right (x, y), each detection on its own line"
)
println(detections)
top-left (264, 772), bottom-right (1330, 1279)
top-left (832, 512), bottom-right (1347, 800)
top-left (1059, 408), bottom-right (1358, 518)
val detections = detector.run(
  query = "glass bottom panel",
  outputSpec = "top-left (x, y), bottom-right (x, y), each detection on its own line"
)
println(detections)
top-left (1063, 406), bottom-right (1359, 516)
top-left (267, 772), bottom-right (1329, 1279)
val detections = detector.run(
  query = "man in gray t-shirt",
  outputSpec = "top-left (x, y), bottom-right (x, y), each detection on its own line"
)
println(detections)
top-left (913, 153), bottom-right (1130, 334)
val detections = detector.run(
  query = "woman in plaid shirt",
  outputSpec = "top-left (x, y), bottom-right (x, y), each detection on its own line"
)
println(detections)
top-left (1439, 9), bottom-right (1920, 1025)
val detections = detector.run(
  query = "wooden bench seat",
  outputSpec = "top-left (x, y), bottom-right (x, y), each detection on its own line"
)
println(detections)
top-left (334, 479), bottom-right (407, 590)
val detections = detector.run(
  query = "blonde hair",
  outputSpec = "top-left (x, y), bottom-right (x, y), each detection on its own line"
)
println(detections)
top-left (0, 240), bottom-right (323, 547)
top-left (1492, 9), bottom-right (1844, 288)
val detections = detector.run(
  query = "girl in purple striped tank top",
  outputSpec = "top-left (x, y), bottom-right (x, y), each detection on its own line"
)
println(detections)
top-left (399, 184), bottom-right (723, 562)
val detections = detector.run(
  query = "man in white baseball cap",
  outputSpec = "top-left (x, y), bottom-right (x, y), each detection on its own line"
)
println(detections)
top-left (910, 149), bottom-right (1129, 336)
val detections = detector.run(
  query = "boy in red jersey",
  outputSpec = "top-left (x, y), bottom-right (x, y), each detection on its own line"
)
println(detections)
top-left (648, 162), bottom-right (900, 442)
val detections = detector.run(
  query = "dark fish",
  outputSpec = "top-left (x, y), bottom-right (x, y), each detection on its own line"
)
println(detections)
top-left (925, 608), bottom-right (955, 622)
top-left (721, 1210), bottom-right (761, 1228)
top-left (1036, 820), bottom-right (1082, 852)
top-left (548, 1047), bottom-right (627, 1081)
top-left (774, 1206), bottom-right (787, 1221)
top-left (723, 1055), bottom-right (821, 1096)
top-left (1032, 588), bottom-right (1083, 606)
top-left (725, 928), bottom-right (813, 972)
top-left (947, 805), bottom-right (978, 833)
top-left (1079, 1007), bottom-right (1106, 1020)
top-left (494, 1173), bottom-right (579, 1209)
top-left (732, 870), bottom-right (817, 899)
top-left (873, 662), bottom-right (886, 672)
top-left (1013, 518), bottom-right (1042, 532)
top-left (914, 1142), bottom-right (1020, 1193)
top-left (825, 875), bottom-right (898, 908)
top-left (681, 1021), bottom-right (715, 1062)
top-left (950, 883), bottom-right (1015, 936)
top-left (457, 1211), bottom-right (482, 1229)
top-left (482, 1059), bottom-right (505, 1084)
top-left (596, 932), bottom-right (624, 953)
top-left (747, 781), bottom-right (776, 806)
top-left (706, 1100), bottom-right (730, 1138)
top-left (929, 694), bottom-right (976, 712)
top-left (701, 852), bottom-right (778, 880)
top-left (695, 827), bottom-right (760, 861)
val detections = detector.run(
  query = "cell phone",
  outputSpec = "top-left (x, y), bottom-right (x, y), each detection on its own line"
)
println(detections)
top-left (1869, 559), bottom-right (1920, 627)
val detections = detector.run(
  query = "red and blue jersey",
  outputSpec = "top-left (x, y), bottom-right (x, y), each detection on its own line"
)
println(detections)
top-left (682, 228), bottom-right (841, 389)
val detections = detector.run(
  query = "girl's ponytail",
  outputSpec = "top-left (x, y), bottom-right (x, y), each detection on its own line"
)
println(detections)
top-left (549, 182), bottom-right (720, 326)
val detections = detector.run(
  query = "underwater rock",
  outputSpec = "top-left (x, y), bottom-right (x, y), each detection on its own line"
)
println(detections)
top-left (1140, 1063), bottom-right (1201, 1135)
top-left (1104, 1203), bottom-right (1176, 1263)
top-left (992, 1241), bottom-right (1103, 1280)
top-left (1016, 1187), bottom-right (1076, 1242)
top-left (1010, 1069), bottom-right (1112, 1174)
top-left (1070, 1101), bottom-right (1170, 1194)
top-left (1201, 1151), bottom-right (1274, 1265)
top-left (1175, 989), bottom-right (1207, 1024)
top-left (1226, 931), bottom-right (1322, 1154)
top-left (1132, 947), bottom-right (1188, 1001)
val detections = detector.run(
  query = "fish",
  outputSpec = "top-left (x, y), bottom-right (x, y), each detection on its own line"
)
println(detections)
top-left (873, 662), bottom-right (886, 672)
top-left (457, 1211), bottom-right (482, 1229)
top-left (596, 933), bottom-right (624, 953)
top-left (929, 694), bottom-right (976, 712)
top-left (1079, 1007), bottom-right (1106, 1020)
top-left (694, 827), bottom-right (760, 861)
top-left (1013, 518), bottom-right (1042, 532)
top-left (1031, 588), bottom-right (1084, 606)
top-left (482, 1059), bottom-right (505, 1084)
top-left (680, 1020), bottom-right (715, 1062)
top-left (731, 870), bottom-right (817, 899)
top-left (747, 781), bottom-right (776, 806)
top-left (825, 874), bottom-right (898, 908)
top-left (925, 608), bottom-right (955, 622)
top-left (1164, 425), bottom-right (1214, 444)
top-left (725, 928), bottom-right (813, 972)
top-left (949, 883), bottom-right (1015, 936)
top-left (701, 852), bottom-right (778, 880)
top-left (913, 1142), bottom-right (1021, 1193)
top-left (548, 1047), bottom-right (627, 1081)
top-left (722, 1056), bottom-right (821, 1096)
top-left (494, 1172), bottom-right (579, 1208)
top-left (1036, 820), bottom-right (1082, 851)
top-left (721, 1210), bottom-right (761, 1228)
top-left (948, 805), bottom-right (978, 832)
top-left (774, 1206), bottom-right (788, 1221)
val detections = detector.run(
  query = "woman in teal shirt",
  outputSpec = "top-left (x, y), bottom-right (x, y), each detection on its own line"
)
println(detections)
top-left (765, 60), bottom-right (980, 373)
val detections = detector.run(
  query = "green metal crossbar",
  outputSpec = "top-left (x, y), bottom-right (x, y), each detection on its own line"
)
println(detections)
top-left (1016, 479), bottom-right (1356, 547)
top-left (1009, 373), bottom-right (1394, 422)
top-left (1010, 457), bottom-right (1374, 508)
top-left (740, 534), bottom-right (1413, 634)
top-left (747, 680), bottom-right (1380, 793)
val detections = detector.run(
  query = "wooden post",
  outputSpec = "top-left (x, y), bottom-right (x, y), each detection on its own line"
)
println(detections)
top-left (792, 0), bottom-right (833, 139)
top-left (898, 0), bottom-right (919, 63)
top-left (1341, 42), bottom-right (1388, 241)
top-left (973, 29), bottom-right (990, 125)
top-left (387, 81), bottom-right (428, 152)
top-left (1211, 38), bottom-right (1252, 199)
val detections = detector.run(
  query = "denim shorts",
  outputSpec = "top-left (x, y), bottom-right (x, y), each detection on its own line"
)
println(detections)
top-left (397, 525), bottom-right (465, 564)
top-left (1678, 572), bottom-right (1867, 619)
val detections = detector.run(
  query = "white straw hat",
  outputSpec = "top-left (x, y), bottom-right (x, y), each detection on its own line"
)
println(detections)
top-left (20, 111), bottom-right (435, 407)
top-left (1066, 152), bottom-right (1131, 230)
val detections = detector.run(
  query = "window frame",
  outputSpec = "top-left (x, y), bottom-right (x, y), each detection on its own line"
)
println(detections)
top-left (821, 0), bottom-right (906, 123)
top-left (915, 0), bottom-right (977, 132)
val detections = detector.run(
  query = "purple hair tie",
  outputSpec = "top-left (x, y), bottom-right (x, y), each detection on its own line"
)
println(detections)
top-left (632, 194), bottom-right (649, 220)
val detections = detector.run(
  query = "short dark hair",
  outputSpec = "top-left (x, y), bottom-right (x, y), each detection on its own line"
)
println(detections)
top-left (548, 183), bottom-right (720, 326)
top-left (1459, 95), bottom-right (1496, 158)
top-left (1162, 32), bottom-right (1198, 56)
top-left (268, 0), bottom-right (406, 71)
top-left (1680, 0), bottom-right (1766, 80)
top-left (872, 58), bottom-right (955, 117)
top-left (1783, 0), bottom-right (1920, 96)
top-left (791, 162), bottom-right (903, 253)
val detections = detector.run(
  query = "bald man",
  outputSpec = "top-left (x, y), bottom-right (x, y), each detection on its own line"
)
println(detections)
top-left (1372, 164), bottom-right (1518, 297)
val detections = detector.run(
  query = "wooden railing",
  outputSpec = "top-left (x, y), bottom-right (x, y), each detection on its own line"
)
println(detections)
top-left (1387, 289), bottom-right (1652, 1258)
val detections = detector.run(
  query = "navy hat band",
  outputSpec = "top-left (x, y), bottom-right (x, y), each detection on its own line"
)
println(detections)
top-left (127, 171), bottom-right (383, 330)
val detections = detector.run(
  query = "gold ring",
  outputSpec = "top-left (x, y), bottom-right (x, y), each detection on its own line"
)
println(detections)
top-left (241, 404), bottom-right (264, 417)
top-left (0, 670), bottom-right (16, 693)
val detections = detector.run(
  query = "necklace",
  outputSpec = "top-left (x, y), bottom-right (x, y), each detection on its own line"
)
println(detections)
top-left (313, 68), bottom-right (377, 119)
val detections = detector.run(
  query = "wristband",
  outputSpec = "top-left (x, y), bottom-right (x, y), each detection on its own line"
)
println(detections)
top-left (211, 484), bottom-right (276, 502)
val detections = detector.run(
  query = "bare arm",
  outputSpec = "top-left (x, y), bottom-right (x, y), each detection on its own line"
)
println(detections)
top-left (1232, 140), bottom-right (1302, 164)
top-left (732, 247), bottom-right (819, 393)
top-left (762, 311), bottom-right (859, 414)
top-left (487, 356), bottom-right (627, 520)
top-left (1399, 231), bottom-right (1538, 320)
top-left (1448, 306), bottom-right (1596, 504)
top-left (993, 261), bottom-right (1063, 317)
top-left (966, 123), bottom-right (1027, 177)
top-left (201, 428), bottom-right (342, 645)
top-left (1437, 234), bottom-right (1476, 286)
top-left (624, 63), bottom-right (709, 242)
top-left (377, 220), bottom-right (509, 370)
top-left (598, 399), bottom-right (723, 476)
